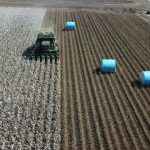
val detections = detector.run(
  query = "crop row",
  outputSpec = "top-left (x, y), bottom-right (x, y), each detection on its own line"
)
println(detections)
top-left (58, 10), bottom-right (150, 149)
top-left (0, 8), bottom-right (61, 150)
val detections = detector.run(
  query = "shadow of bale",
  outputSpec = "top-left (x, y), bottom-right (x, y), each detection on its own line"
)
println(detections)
top-left (131, 80), bottom-right (141, 88)
top-left (63, 27), bottom-right (75, 32)
top-left (93, 67), bottom-right (100, 75)
top-left (63, 27), bottom-right (68, 32)
top-left (131, 80), bottom-right (150, 88)
top-left (93, 67), bottom-right (115, 75)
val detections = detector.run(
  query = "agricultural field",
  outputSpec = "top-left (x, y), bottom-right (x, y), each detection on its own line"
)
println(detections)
top-left (0, 4), bottom-right (150, 150)
top-left (41, 9), bottom-right (150, 149)
top-left (0, 8), bottom-right (61, 149)
top-left (51, 10), bottom-right (150, 149)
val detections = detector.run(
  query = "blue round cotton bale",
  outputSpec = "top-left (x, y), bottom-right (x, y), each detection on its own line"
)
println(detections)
top-left (66, 22), bottom-right (76, 30)
top-left (100, 59), bottom-right (116, 73)
top-left (140, 71), bottom-right (150, 85)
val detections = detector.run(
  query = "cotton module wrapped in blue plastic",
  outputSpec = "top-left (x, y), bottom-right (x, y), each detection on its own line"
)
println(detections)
top-left (140, 71), bottom-right (150, 85)
top-left (66, 22), bottom-right (76, 30)
top-left (100, 59), bottom-right (116, 73)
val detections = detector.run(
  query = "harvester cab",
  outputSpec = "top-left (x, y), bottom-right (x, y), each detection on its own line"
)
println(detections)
top-left (30, 29), bottom-right (59, 62)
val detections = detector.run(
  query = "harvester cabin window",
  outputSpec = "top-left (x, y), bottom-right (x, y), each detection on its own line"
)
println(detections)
top-left (42, 41), bottom-right (50, 49)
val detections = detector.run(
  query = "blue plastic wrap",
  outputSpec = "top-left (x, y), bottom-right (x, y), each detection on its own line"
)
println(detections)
top-left (100, 59), bottom-right (116, 73)
top-left (140, 71), bottom-right (150, 85)
top-left (66, 22), bottom-right (76, 30)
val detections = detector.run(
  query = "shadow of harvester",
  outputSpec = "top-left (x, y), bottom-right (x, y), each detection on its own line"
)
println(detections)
top-left (22, 46), bottom-right (33, 60)
top-left (22, 46), bottom-right (59, 64)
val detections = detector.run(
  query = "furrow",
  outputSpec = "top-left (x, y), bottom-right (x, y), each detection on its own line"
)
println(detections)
top-left (110, 13), bottom-right (150, 64)
top-left (86, 11), bottom-right (136, 149)
top-left (102, 14), bottom-right (150, 110)
top-left (59, 10), bottom-right (150, 150)
top-left (130, 15), bottom-right (150, 31)
top-left (63, 11), bottom-right (77, 149)
top-left (91, 12), bottom-right (143, 149)
top-left (70, 10), bottom-right (88, 150)
top-left (88, 11), bottom-right (136, 150)
top-left (120, 14), bottom-right (149, 46)
top-left (79, 10), bottom-right (117, 149)
top-left (60, 10), bottom-right (69, 149)
top-left (70, 10), bottom-right (99, 149)
top-left (99, 13), bottom-right (150, 148)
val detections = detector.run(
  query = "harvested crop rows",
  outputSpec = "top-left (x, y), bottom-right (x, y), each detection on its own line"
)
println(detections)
top-left (0, 7), bottom-right (150, 150)
top-left (43, 10), bottom-right (150, 149)
top-left (0, 8), bottom-right (61, 149)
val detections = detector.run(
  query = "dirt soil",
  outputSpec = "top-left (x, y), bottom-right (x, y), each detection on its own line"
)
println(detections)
top-left (0, 0), bottom-right (149, 10)
top-left (0, 1), bottom-right (149, 150)
top-left (41, 9), bottom-right (150, 149)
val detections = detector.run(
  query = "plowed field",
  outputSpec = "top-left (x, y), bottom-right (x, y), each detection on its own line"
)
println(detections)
top-left (41, 10), bottom-right (150, 149)
top-left (0, 7), bottom-right (150, 149)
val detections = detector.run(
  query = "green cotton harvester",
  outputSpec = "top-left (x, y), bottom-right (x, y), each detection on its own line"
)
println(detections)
top-left (30, 28), bottom-right (59, 62)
